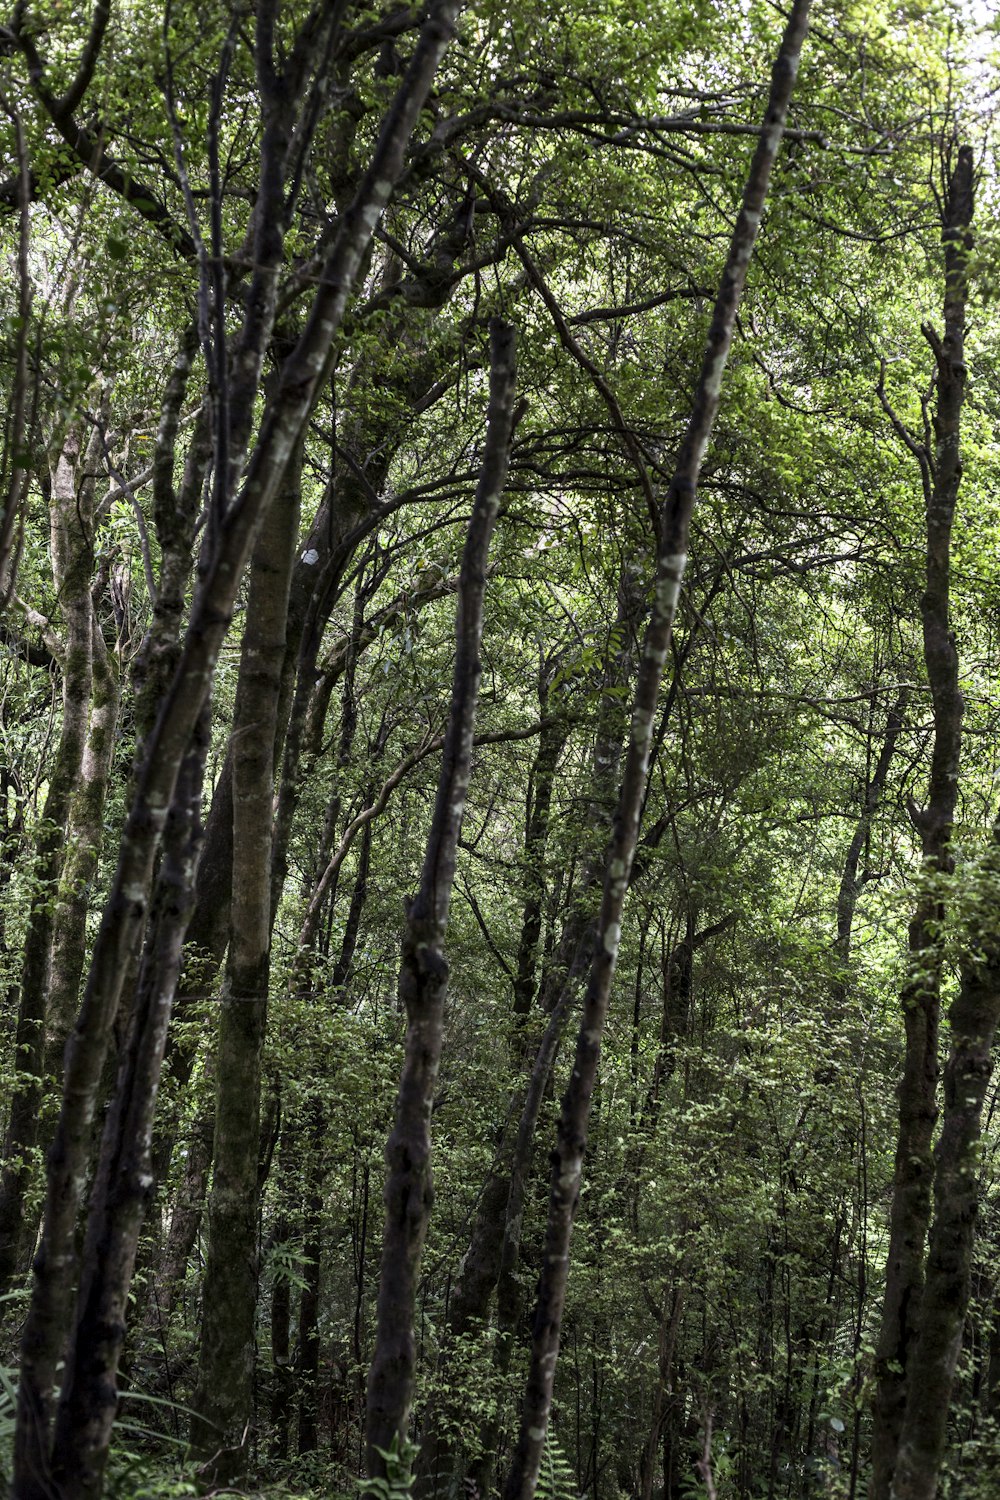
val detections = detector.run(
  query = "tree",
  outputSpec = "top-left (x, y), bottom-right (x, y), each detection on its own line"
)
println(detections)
top-left (0, 4), bottom-right (999, 1500)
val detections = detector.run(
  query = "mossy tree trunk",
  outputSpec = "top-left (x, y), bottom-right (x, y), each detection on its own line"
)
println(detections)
top-left (0, 426), bottom-right (98, 1296)
top-left (189, 457), bottom-right (302, 1483)
top-left (13, 3), bottom-right (462, 1481)
top-left (45, 619), bottom-right (121, 1078)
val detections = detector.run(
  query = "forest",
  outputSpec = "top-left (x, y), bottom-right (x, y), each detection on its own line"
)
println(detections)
top-left (0, 0), bottom-right (998, 1497)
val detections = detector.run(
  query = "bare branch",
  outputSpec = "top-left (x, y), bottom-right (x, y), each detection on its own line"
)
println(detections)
top-left (876, 357), bottom-right (933, 507)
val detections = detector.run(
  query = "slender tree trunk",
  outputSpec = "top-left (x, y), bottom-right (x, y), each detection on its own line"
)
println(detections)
top-left (870, 142), bottom-right (973, 1500)
top-left (640, 1287), bottom-right (685, 1500)
top-left (0, 100), bottom-right (33, 611)
top-left (47, 720), bottom-right (209, 1500)
top-left (502, 6), bottom-right (812, 1491)
top-left (833, 685), bottom-right (909, 979)
top-left (422, 573), bottom-right (644, 1498)
top-left (334, 817), bottom-right (374, 992)
top-left (298, 1107), bottom-right (325, 1456)
top-left (465, 991), bottom-right (576, 1499)
top-left (269, 466), bottom-right (395, 921)
top-left (156, 1089), bottom-right (215, 1322)
top-left (890, 839), bottom-right (1000, 1500)
top-left (189, 457), bottom-right (301, 1481)
top-left (415, 680), bottom-right (566, 1496)
top-left (0, 429), bottom-right (96, 1295)
top-left (13, 12), bottom-right (461, 1483)
top-left (639, 914), bottom-right (737, 1146)
top-left (363, 319), bottom-right (518, 1488)
top-left (45, 622), bottom-right (121, 1077)
top-left (513, 689), bottom-right (569, 1019)
top-left (130, 327), bottom-right (209, 753)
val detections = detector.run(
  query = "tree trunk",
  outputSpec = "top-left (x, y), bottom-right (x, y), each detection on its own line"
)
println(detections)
top-left (465, 991), bottom-right (577, 1500)
top-left (189, 458), bottom-right (301, 1482)
top-left (421, 571), bottom-right (645, 1498)
top-left (513, 686), bottom-right (570, 1019)
top-left (13, 13), bottom-right (461, 1481)
top-left (890, 845), bottom-right (1000, 1499)
top-left (156, 1089), bottom-right (215, 1323)
top-left (157, 343), bottom-right (465, 1181)
top-left (45, 620), bottom-right (121, 1077)
top-left (298, 1107), bottom-right (325, 1456)
top-left (502, 5), bottom-right (812, 1490)
top-left (640, 1286), bottom-right (685, 1500)
top-left (47, 719), bottom-right (208, 1500)
top-left (363, 319), bottom-right (518, 1489)
top-left (833, 685), bottom-right (908, 980)
top-left (269, 1207), bottom-right (294, 1462)
top-left (0, 428), bottom-right (96, 1295)
top-left (870, 142), bottom-right (973, 1500)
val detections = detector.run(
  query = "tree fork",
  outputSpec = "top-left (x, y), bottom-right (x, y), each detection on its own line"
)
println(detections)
top-left (12, 3), bottom-right (462, 1485)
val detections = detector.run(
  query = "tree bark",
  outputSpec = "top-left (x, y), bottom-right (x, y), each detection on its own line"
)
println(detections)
top-left (513, 685), bottom-right (570, 1019)
top-left (47, 719), bottom-right (209, 1500)
top-left (269, 1206), bottom-right (294, 1462)
top-left (420, 572), bottom-right (646, 1498)
top-left (502, 5), bottom-right (812, 1491)
top-left (44, 620), bottom-right (121, 1078)
top-left (870, 142), bottom-right (973, 1500)
top-left (130, 327), bottom-right (209, 753)
top-left (465, 990), bottom-right (576, 1500)
top-left (14, 7), bottom-right (461, 1486)
top-left (156, 1089), bottom-right (215, 1323)
top-left (160, 306), bottom-right (473, 1161)
top-left (890, 856), bottom-right (1000, 1500)
top-left (188, 456), bottom-right (301, 1482)
top-left (297, 1105), bottom-right (325, 1456)
top-left (0, 427), bottom-right (97, 1295)
top-left (363, 318), bottom-right (518, 1488)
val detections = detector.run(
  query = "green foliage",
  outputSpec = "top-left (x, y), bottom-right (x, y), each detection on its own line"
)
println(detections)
top-left (2, 0), bottom-right (1000, 1496)
top-left (536, 1433), bottom-right (579, 1500)
top-left (360, 1436), bottom-right (421, 1500)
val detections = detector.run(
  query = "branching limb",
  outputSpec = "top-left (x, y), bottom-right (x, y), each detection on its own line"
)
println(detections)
top-left (876, 357), bottom-right (932, 506)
